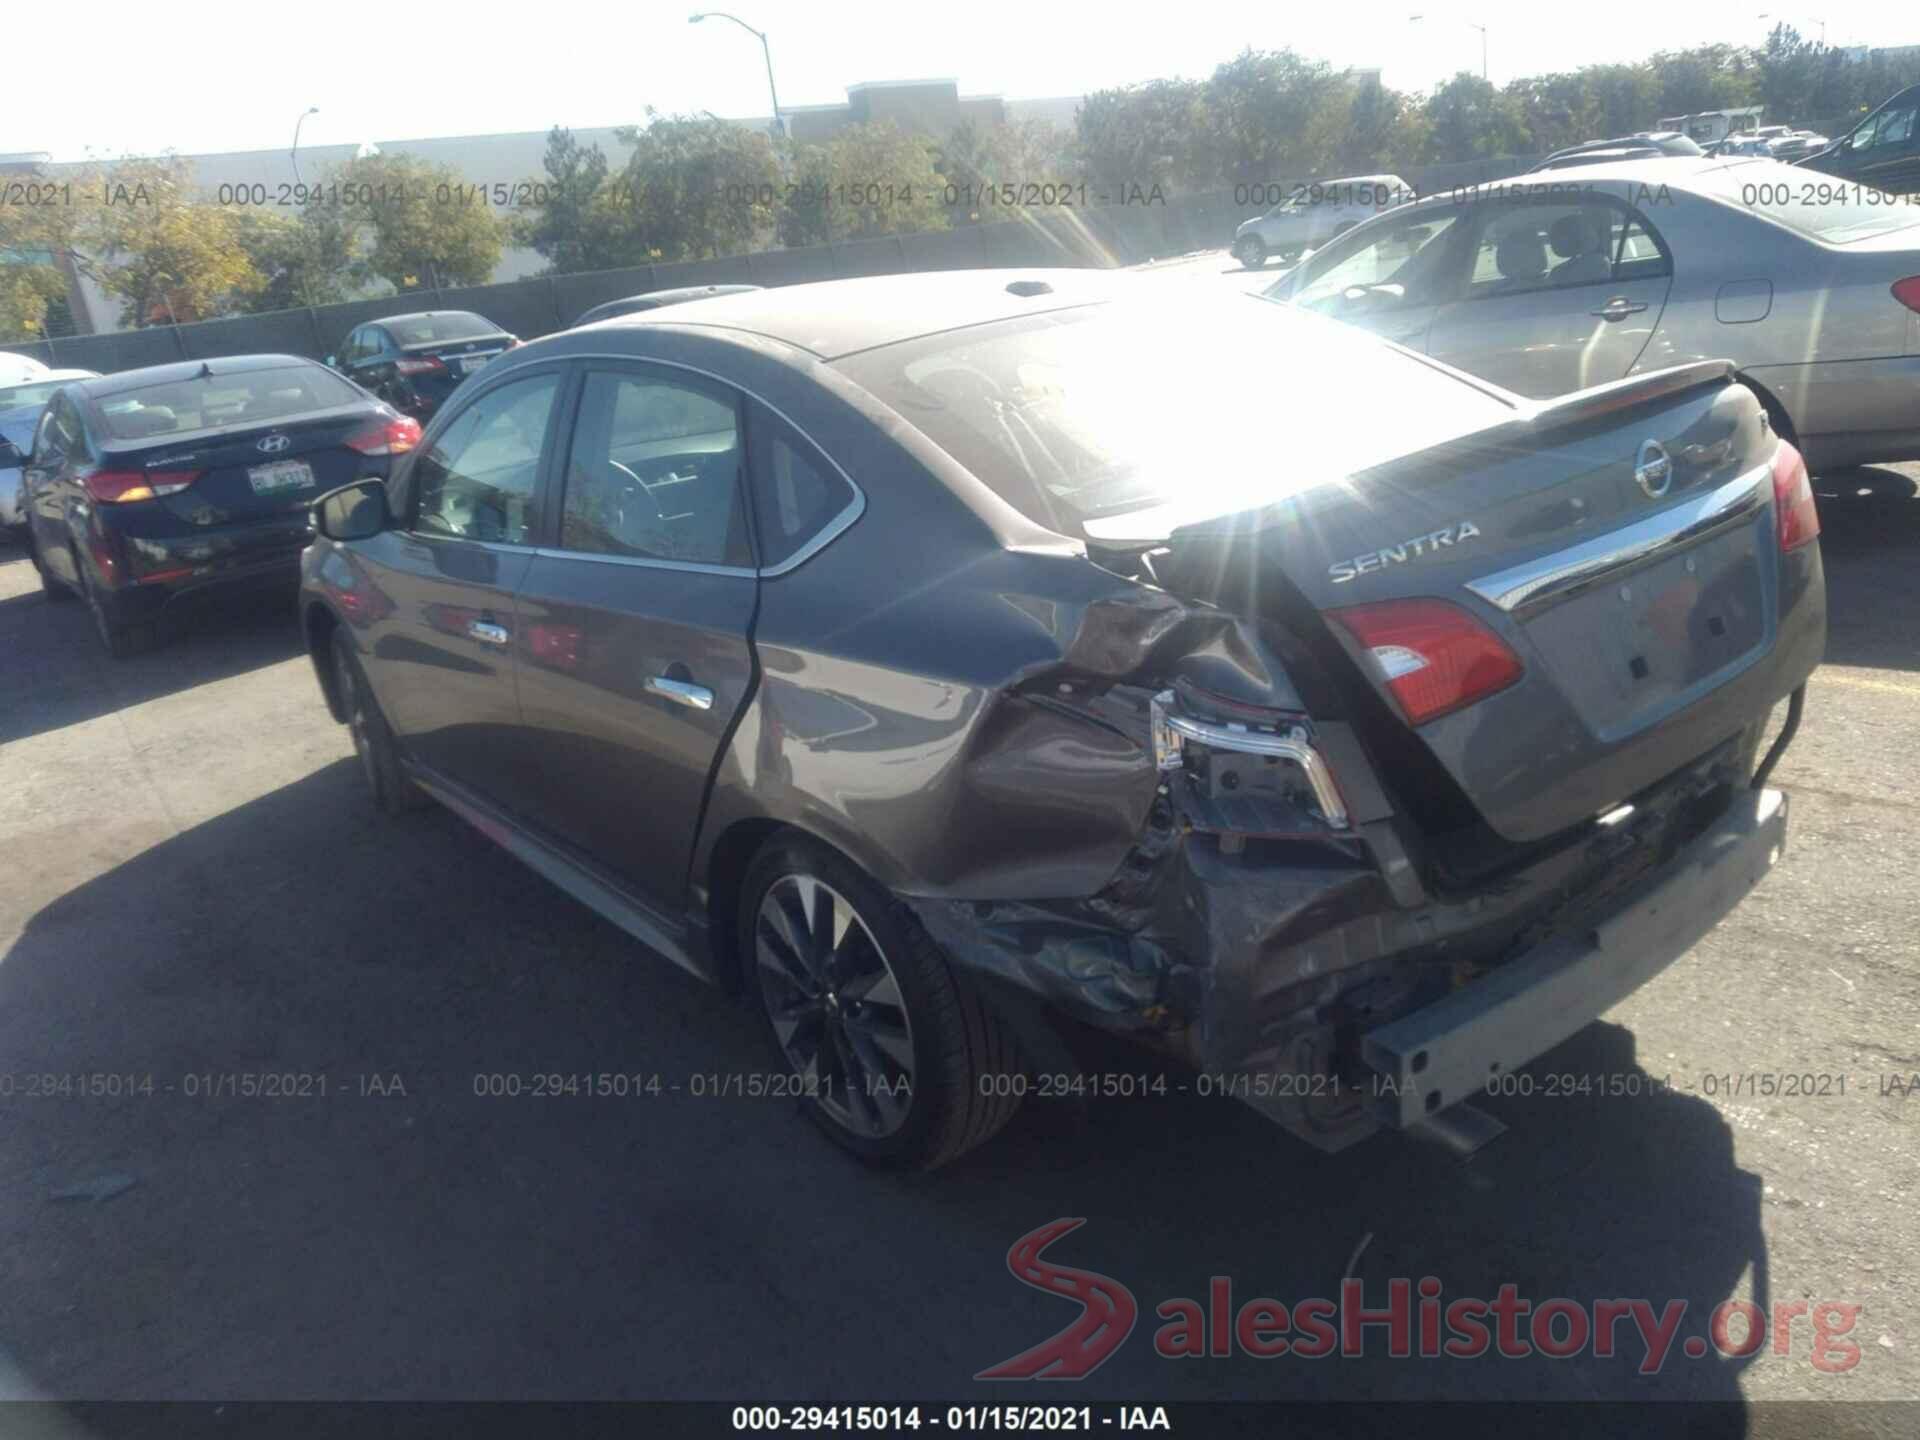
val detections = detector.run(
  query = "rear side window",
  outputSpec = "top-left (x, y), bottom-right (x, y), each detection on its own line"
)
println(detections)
top-left (92, 364), bottom-right (363, 442)
top-left (411, 372), bottom-right (559, 545)
top-left (746, 404), bottom-right (857, 569)
top-left (557, 368), bottom-right (748, 567)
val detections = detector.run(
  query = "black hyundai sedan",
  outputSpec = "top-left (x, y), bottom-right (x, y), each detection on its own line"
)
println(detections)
top-left (331, 310), bottom-right (520, 420)
top-left (21, 355), bottom-right (419, 657)
top-left (301, 271), bottom-right (1822, 1171)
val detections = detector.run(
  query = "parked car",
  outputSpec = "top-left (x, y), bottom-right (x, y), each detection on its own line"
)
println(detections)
top-left (1232, 175), bottom-right (1414, 269)
top-left (22, 355), bottom-right (420, 657)
top-left (0, 369), bottom-right (99, 541)
top-left (0, 351), bottom-right (50, 386)
top-left (572, 284), bottom-right (762, 328)
top-left (1530, 133), bottom-right (1705, 171)
top-left (1267, 156), bottom-right (1920, 471)
top-left (300, 270), bottom-right (1822, 1169)
top-left (1799, 84), bottom-right (1920, 193)
top-left (1768, 131), bottom-right (1830, 163)
top-left (329, 311), bottom-right (520, 420)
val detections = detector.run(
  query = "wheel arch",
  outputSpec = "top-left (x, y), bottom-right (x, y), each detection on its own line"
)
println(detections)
top-left (305, 598), bottom-right (346, 722)
top-left (1735, 370), bottom-right (1800, 449)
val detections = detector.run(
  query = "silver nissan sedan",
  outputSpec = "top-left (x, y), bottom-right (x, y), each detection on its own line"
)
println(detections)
top-left (1266, 157), bottom-right (1920, 472)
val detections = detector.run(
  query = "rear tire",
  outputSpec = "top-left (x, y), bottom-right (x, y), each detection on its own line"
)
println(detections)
top-left (78, 553), bottom-right (157, 658)
top-left (30, 533), bottom-right (76, 602)
top-left (1235, 235), bottom-right (1267, 269)
top-left (741, 836), bottom-right (1024, 1170)
top-left (331, 626), bottom-right (427, 815)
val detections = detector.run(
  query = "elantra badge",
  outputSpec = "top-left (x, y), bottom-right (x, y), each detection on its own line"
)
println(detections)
top-left (1329, 521), bottom-right (1481, 584)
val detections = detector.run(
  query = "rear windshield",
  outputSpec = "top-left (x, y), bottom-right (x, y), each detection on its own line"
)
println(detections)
top-left (1701, 161), bottom-right (1920, 244)
top-left (388, 312), bottom-right (499, 346)
top-left (838, 292), bottom-right (1514, 542)
top-left (92, 363), bottom-right (364, 443)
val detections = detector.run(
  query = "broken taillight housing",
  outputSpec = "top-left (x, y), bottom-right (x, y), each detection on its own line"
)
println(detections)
top-left (1328, 598), bottom-right (1524, 726)
top-left (1150, 690), bottom-right (1350, 831)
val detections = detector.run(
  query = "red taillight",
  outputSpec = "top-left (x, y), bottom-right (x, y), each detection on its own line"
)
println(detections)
top-left (1891, 276), bottom-right (1920, 314)
top-left (394, 357), bottom-right (445, 376)
top-left (506, 337), bottom-right (523, 349)
top-left (1328, 599), bottom-right (1524, 726)
top-left (345, 414), bottom-right (423, 456)
top-left (81, 468), bottom-right (201, 504)
top-left (1771, 438), bottom-right (1820, 552)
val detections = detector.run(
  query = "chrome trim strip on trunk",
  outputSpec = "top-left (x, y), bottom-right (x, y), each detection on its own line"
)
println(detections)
top-left (1465, 460), bottom-right (1773, 617)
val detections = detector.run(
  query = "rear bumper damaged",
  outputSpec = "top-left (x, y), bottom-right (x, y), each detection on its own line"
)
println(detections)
top-left (905, 741), bottom-right (1790, 1154)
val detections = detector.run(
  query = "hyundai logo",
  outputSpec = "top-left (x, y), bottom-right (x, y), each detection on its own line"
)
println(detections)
top-left (1634, 439), bottom-right (1673, 499)
top-left (256, 434), bottom-right (291, 454)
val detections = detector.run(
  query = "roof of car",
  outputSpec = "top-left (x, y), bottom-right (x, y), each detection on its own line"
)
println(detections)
top-left (362, 310), bottom-right (491, 329)
top-left (0, 367), bottom-right (97, 385)
top-left (602, 268), bottom-right (1134, 360)
top-left (71, 353), bottom-right (320, 400)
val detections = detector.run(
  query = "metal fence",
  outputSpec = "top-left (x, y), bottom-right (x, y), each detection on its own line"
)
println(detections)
top-left (1, 156), bottom-right (1539, 376)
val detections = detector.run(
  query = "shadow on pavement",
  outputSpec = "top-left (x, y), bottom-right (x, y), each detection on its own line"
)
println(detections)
top-left (0, 580), bottom-right (305, 748)
top-left (1810, 467), bottom-right (1920, 674)
top-left (0, 757), bottom-right (1763, 1411)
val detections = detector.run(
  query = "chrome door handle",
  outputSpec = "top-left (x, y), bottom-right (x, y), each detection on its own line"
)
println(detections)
top-left (1591, 296), bottom-right (1649, 321)
top-left (646, 676), bottom-right (714, 711)
top-left (468, 620), bottom-right (509, 646)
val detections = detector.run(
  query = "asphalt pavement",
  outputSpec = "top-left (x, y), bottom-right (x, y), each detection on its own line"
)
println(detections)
top-left (0, 298), bottom-right (1914, 1413)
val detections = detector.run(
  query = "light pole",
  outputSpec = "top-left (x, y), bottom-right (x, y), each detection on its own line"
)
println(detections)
top-left (1409, 14), bottom-right (1488, 82)
top-left (292, 106), bottom-right (320, 187)
top-left (1758, 13), bottom-right (1827, 45)
top-left (690, 12), bottom-right (783, 139)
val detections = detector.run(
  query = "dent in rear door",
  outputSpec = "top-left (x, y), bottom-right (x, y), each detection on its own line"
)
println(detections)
top-left (1425, 197), bottom-right (1672, 398)
top-left (509, 362), bottom-right (758, 918)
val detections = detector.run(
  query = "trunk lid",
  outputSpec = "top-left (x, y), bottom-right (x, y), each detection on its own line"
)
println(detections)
top-left (403, 332), bottom-right (514, 382)
top-left (111, 405), bottom-right (382, 525)
top-left (1160, 362), bottom-right (1799, 844)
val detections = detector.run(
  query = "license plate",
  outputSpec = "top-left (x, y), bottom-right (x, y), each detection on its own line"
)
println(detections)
top-left (458, 354), bottom-right (493, 375)
top-left (247, 458), bottom-right (315, 494)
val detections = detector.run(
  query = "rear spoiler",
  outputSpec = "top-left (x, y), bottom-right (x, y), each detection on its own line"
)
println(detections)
top-left (1521, 360), bottom-right (1736, 434)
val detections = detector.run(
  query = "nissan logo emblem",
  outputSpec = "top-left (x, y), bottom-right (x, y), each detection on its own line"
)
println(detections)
top-left (256, 434), bottom-right (291, 454)
top-left (1634, 439), bottom-right (1673, 499)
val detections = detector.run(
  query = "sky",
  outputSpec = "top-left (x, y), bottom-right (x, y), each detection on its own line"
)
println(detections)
top-left (11, 0), bottom-right (1917, 161)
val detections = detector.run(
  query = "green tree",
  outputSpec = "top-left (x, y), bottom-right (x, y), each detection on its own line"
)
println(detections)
top-left (89, 158), bottom-right (264, 326)
top-left (229, 203), bottom-right (366, 311)
top-left (1422, 73), bottom-right (1529, 161)
top-left (0, 167), bottom-right (99, 340)
top-left (515, 125), bottom-right (635, 275)
top-left (334, 152), bottom-right (505, 292)
top-left (1075, 79), bottom-right (1216, 196)
top-left (1204, 49), bottom-right (1343, 186)
top-left (606, 112), bottom-right (781, 263)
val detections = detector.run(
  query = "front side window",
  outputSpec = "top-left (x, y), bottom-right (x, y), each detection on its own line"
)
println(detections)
top-left (1289, 210), bottom-right (1463, 313)
top-left (412, 372), bottom-right (558, 545)
top-left (557, 368), bottom-right (747, 566)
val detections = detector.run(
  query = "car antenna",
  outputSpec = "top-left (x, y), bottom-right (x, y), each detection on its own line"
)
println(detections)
top-left (197, 361), bottom-right (214, 379)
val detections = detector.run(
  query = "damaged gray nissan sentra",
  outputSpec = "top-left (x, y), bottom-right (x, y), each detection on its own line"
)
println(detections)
top-left (299, 269), bottom-right (1825, 1169)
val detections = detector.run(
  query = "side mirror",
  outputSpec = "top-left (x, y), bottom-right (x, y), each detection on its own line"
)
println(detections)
top-left (313, 479), bottom-right (390, 542)
top-left (324, 355), bottom-right (339, 370)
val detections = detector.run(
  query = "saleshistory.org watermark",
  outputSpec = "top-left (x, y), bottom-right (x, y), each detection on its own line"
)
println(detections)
top-left (978, 1220), bottom-right (1863, 1381)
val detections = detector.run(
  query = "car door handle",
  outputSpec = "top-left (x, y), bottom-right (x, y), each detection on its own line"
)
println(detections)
top-left (1591, 296), bottom-right (1649, 321)
top-left (468, 620), bottom-right (510, 646)
top-left (646, 676), bottom-right (714, 711)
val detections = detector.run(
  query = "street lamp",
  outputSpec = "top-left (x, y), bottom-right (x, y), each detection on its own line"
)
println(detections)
top-left (1409, 14), bottom-right (1489, 83)
top-left (689, 12), bottom-right (784, 138)
top-left (292, 106), bottom-right (320, 187)
top-left (1758, 13), bottom-right (1828, 45)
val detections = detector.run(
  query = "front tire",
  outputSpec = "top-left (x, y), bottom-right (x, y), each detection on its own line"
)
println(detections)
top-left (1235, 235), bottom-right (1267, 269)
top-left (331, 626), bottom-right (426, 815)
top-left (742, 837), bottom-right (1024, 1170)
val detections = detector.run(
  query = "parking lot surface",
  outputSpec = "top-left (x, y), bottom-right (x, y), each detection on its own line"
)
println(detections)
top-left (0, 319), bottom-right (1915, 1406)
